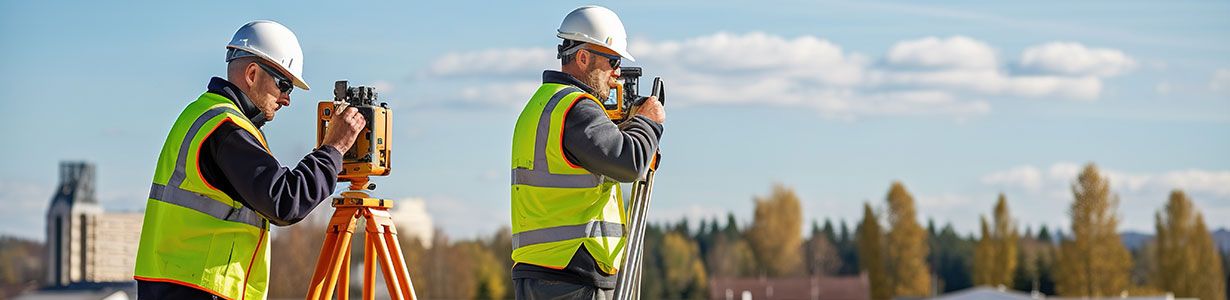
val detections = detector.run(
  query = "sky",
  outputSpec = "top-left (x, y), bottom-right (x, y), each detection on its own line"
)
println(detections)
top-left (1, 1), bottom-right (1227, 242)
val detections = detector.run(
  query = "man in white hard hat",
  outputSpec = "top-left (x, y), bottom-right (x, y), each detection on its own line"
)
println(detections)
top-left (133, 20), bottom-right (365, 300)
top-left (510, 6), bottom-right (665, 299)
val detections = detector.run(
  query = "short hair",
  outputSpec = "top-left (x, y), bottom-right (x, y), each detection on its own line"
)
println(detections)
top-left (226, 56), bottom-right (262, 82)
top-left (557, 40), bottom-right (585, 65)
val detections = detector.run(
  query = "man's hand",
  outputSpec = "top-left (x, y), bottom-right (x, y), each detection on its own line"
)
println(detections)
top-left (635, 96), bottom-right (665, 124)
top-left (322, 104), bottom-right (365, 154)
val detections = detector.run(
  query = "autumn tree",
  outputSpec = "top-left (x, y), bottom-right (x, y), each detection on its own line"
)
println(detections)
top-left (1055, 163), bottom-right (1132, 297)
top-left (974, 194), bottom-right (1018, 287)
top-left (660, 231), bottom-right (708, 299)
top-left (746, 184), bottom-right (804, 277)
top-left (1153, 190), bottom-right (1226, 300)
top-left (268, 219), bottom-right (326, 298)
top-left (884, 182), bottom-right (931, 297)
top-left (857, 202), bottom-right (890, 300)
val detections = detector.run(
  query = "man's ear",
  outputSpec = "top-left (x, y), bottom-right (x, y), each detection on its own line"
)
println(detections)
top-left (574, 49), bottom-right (589, 69)
top-left (245, 63), bottom-right (261, 88)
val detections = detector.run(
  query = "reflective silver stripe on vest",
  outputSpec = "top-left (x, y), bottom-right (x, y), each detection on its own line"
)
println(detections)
top-left (511, 87), bottom-right (603, 188)
top-left (149, 106), bottom-right (268, 229)
top-left (148, 183), bottom-right (267, 229)
top-left (512, 220), bottom-right (624, 249)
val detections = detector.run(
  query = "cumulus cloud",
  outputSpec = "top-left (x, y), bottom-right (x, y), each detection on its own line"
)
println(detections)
top-left (886, 36), bottom-right (998, 70)
top-left (425, 47), bottom-right (554, 77)
top-left (456, 80), bottom-right (541, 108)
top-left (1018, 42), bottom-right (1137, 77)
top-left (984, 162), bottom-right (1230, 198)
top-left (981, 165), bottom-right (1044, 191)
top-left (419, 33), bottom-right (1135, 118)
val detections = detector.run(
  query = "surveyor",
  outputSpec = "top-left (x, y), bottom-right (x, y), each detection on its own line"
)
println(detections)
top-left (510, 6), bottom-right (666, 299)
top-left (133, 20), bottom-right (365, 300)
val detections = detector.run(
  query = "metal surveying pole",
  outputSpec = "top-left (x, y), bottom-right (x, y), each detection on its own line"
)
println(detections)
top-left (613, 165), bottom-right (657, 300)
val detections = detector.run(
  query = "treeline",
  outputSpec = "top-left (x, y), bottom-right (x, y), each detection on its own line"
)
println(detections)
top-left (854, 163), bottom-right (1228, 300)
top-left (2, 163), bottom-right (1226, 300)
top-left (265, 163), bottom-right (1230, 299)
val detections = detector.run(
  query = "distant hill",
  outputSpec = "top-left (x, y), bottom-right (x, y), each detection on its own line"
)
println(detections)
top-left (1214, 228), bottom-right (1230, 251)
top-left (1116, 228), bottom-right (1230, 251)
top-left (1120, 231), bottom-right (1152, 250)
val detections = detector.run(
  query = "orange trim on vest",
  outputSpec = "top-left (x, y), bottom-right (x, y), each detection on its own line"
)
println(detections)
top-left (194, 118), bottom-right (230, 193)
top-left (558, 93), bottom-right (604, 169)
top-left (134, 276), bottom-right (234, 300)
top-left (513, 262), bottom-right (567, 271)
top-left (239, 228), bottom-right (266, 300)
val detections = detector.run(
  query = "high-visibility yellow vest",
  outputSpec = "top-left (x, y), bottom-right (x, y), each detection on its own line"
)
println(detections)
top-left (134, 92), bottom-right (272, 300)
top-left (511, 83), bottom-right (626, 274)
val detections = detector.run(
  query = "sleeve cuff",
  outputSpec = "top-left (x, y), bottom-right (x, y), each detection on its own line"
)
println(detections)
top-left (318, 145), bottom-right (344, 171)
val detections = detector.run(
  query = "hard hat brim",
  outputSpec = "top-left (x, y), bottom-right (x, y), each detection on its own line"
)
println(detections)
top-left (557, 32), bottom-right (635, 62)
top-left (226, 45), bottom-right (311, 90)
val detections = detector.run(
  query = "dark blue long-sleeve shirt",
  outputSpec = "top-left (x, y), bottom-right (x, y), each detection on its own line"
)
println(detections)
top-left (197, 77), bottom-right (343, 226)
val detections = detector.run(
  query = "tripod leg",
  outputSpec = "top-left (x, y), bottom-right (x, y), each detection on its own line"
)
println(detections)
top-left (371, 210), bottom-right (417, 299)
top-left (338, 241), bottom-right (351, 300)
top-left (365, 209), bottom-right (407, 300)
top-left (363, 237), bottom-right (376, 300)
top-left (307, 207), bottom-right (361, 300)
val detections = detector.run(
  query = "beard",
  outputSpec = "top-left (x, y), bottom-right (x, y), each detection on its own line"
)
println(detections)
top-left (583, 61), bottom-right (614, 102)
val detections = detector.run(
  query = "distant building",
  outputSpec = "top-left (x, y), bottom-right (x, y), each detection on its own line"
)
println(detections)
top-left (709, 275), bottom-right (870, 300)
top-left (34, 162), bottom-right (140, 299)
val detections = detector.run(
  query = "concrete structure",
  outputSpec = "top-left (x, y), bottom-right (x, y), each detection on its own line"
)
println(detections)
top-left (37, 162), bottom-right (141, 299)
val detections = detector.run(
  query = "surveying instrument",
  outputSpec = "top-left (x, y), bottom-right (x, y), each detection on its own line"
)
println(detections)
top-left (305, 81), bottom-right (417, 300)
top-left (610, 67), bottom-right (664, 300)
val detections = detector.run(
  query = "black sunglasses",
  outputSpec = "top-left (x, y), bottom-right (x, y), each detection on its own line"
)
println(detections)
top-left (256, 62), bottom-right (294, 94)
top-left (585, 49), bottom-right (621, 69)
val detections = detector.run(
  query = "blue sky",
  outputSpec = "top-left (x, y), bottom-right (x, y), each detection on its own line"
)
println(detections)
top-left (1, 1), bottom-right (1228, 242)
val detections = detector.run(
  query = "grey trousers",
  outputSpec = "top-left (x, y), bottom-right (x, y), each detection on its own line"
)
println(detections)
top-left (514, 278), bottom-right (614, 300)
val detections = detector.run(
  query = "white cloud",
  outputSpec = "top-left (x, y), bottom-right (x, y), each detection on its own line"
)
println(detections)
top-left (872, 69), bottom-right (1102, 100)
top-left (420, 33), bottom-right (1135, 118)
top-left (985, 162), bottom-right (1230, 199)
top-left (886, 36), bottom-right (998, 70)
top-left (1210, 69), bottom-right (1230, 92)
top-left (425, 47), bottom-right (555, 77)
top-left (632, 32), bottom-right (869, 87)
top-left (981, 165), bottom-right (1044, 191)
top-left (1018, 42), bottom-right (1137, 77)
top-left (456, 80), bottom-right (542, 108)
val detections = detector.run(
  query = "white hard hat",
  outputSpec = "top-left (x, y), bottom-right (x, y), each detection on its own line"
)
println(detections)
top-left (225, 20), bottom-right (310, 90)
top-left (557, 5), bottom-right (635, 62)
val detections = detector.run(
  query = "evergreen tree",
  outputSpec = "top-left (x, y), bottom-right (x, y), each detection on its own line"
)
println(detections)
top-left (929, 223), bottom-right (974, 293)
top-left (1154, 190), bottom-right (1226, 300)
top-left (1055, 163), bottom-right (1132, 297)
top-left (839, 220), bottom-right (861, 275)
top-left (858, 203), bottom-right (890, 300)
top-left (884, 182), bottom-right (932, 297)
top-left (805, 223), bottom-right (842, 276)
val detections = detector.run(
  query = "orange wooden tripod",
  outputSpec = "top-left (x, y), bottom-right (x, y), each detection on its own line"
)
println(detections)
top-left (306, 178), bottom-right (417, 300)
